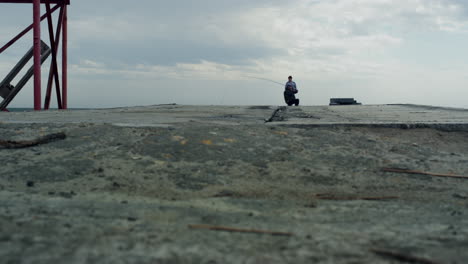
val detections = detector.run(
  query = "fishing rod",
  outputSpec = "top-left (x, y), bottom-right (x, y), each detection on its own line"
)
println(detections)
top-left (243, 75), bottom-right (285, 86)
top-left (218, 75), bottom-right (285, 104)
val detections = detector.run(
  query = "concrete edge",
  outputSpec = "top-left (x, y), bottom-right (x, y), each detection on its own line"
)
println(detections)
top-left (271, 122), bottom-right (468, 132)
top-left (386, 104), bottom-right (468, 112)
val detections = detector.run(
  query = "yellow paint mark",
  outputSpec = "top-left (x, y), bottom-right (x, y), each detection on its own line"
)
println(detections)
top-left (201, 140), bottom-right (213, 145)
top-left (224, 138), bottom-right (236, 143)
top-left (153, 160), bottom-right (167, 166)
top-left (274, 131), bottom-right (288, 136)
top-left (180, 139), bottom-right (188, 145)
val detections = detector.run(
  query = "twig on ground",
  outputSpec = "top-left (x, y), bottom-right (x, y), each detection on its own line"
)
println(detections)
top-left (0, 132), bottom-right (66, 149)
top-left (359, 196), bottom-right (399, 200)
top-left (188, 224), bottom-right (294, 236)
top-left (370, 248), bottom-right (442, 264)
top-left (383, 168), bottom-right (468, 179)
top-left (316, 194), bottom-right (398, 201)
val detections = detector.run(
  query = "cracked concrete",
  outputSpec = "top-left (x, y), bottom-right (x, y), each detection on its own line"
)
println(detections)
top-left (0, 104), bottom-right (468, 263)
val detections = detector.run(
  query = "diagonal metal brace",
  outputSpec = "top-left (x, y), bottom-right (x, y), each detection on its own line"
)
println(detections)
top-left (0, 40), bottom-right (51, 111)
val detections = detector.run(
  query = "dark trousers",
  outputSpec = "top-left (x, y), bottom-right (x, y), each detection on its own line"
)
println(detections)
top-left (284, 90), bottom-right (299, 106)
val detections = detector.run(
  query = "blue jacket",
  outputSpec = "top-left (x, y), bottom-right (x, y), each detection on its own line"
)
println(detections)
top-left (285, 81), bottom-right (297, 92)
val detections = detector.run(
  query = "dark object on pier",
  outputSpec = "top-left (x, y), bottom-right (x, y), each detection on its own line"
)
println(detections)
top-left (329, 98), bottom-right (362, 106)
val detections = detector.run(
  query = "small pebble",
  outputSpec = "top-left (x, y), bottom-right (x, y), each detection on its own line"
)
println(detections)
top-left (59, 192), bottom-right (73, 199)
top-left (213, 190), bottom-right (235, 198)
top-left (26, 181), bottom-right (35, 187)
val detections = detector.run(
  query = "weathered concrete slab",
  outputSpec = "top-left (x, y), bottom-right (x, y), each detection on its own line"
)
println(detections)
top-left (269, 104), bottom-right (468, 130)
top-left (1, 104), bottom-right (468, 263)
top-left (1, 105), bottom-right (272, 126)
top-left (1, 104), bottom-right (467, 129)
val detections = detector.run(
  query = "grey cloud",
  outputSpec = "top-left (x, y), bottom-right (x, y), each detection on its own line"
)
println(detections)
top-left (448, 0), bottom-right (468, 15)
top-left (72, 39), bottom-right (284, 66)
top-left (72, 0), bottom-right (288, 18)
top-left (1, 0), bottom-right (290, 66)
top-left (69, 0), bottom-right (291, 66)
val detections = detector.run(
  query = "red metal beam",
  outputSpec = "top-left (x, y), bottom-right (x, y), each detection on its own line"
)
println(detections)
top-left (1, 0), bottom-right (70, 110)
top-left (33, 0), bottom-right (41, 110)
top-left (44, 3), bottom-right (57, 109)
top-left (44, 2), bottom-right (62, 109)
top-left (0, 0), bottom-right (69, 4)
top-left (44, 4), bottom-right (64, 109)
top-left (62, 3), bottom-right (67, 109)
top-left (0, 4), bottom-right (60, 54)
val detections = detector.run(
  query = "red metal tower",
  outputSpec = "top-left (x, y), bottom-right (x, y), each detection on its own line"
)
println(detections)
top-left (0, 0), bottom-right (70, 111)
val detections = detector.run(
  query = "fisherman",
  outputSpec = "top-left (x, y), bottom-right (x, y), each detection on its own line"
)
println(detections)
top-left (284, 76), bottom-right (299, 106)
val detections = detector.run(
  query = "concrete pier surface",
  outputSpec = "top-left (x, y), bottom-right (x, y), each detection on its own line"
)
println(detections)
top-left (2, 104), bottom-right (468, 127)
top-left (1, 104), bottom-right (468, 263)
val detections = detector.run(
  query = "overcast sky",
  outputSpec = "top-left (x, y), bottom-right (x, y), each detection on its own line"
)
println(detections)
top-left (1, 0), bottom-right (468, 108)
